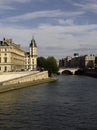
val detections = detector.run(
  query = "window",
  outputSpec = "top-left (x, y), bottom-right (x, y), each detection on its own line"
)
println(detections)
top-left (4, 66), bottom-right (7, 71)
top-left (4, 57), bottom-right (7, 63)
top-left (32, 59), bottom-right (34, 64)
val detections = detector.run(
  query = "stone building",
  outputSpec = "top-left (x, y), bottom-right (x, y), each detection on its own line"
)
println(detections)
top-left (0, 38), bottom-right (25, 72)
top-left (84, 54), bottom-right (95, 68)
top-left (59, 54), bottom-right (95, 69)
top-left (71, 54), bottom-right (95, 68)
top-left (25, 37), bottom-right (37, 70)
top-left (0, 37), bottom-right (38, 72)
top-left (59, 56), bottom-right (72, 68)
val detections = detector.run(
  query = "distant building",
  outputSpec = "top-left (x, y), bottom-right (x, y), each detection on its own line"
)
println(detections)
top-left (59, 54), bottom-right (95, 69)
top-left (95, 56), bottom-right (97, 68)
top-left (0, 38), bottom-right (25, 72)
top-left (59, 56), bottom-right (72, 68)
top-left (25, 37), bottom-right (37, 70)
top-left (84, 54), bottom-right (95, 68)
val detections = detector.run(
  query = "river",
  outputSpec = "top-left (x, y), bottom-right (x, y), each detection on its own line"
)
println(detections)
top-left (0, 75), bottom-right (97, 130)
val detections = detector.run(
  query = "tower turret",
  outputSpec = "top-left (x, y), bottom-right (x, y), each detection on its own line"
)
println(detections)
top-left (29, 36), bottom-right (37, 70)
top-left (30, 36), bottom-right (37, 48)
top-left (29, 36), bottom-right (37, 57)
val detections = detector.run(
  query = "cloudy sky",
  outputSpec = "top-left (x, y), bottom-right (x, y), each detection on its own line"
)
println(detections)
top-left (0, 0), bottom-right (97, 58)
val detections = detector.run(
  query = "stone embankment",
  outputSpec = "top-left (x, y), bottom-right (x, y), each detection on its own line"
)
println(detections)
top-left (0, 71), bottom-right (57, 93)
top-left (75, 69), bottom-right (97, 78)
top-left (85, 71), bottom-right (97, 78)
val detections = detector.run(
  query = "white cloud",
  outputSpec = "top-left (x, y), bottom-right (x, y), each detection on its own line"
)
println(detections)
top-left (0, 0), bottom-right (31, 10)
top-left (5, 10), bottom-right (84, 22)
top-left (0, 0), bottom-right (97, 58)
top-left (74, 0), bottom-right (97, 13)
top-left (0, 5), bottom-right (14, 10)
top-left (0, 0), bottom-right (31, 4)
top-left (38, 23), bottom-right (97, 35)
top-left (0, 23), bottom-right (97, 57)
top-left (58, 19), bottom-right (74, 25)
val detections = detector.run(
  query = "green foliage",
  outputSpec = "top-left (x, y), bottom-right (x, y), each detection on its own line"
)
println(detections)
top-left (37, 57), bottom-right (47, 70)
top-left (37, 56), bottom-right (59, 77)
top-left (47, 56), bottom-right (59, 76)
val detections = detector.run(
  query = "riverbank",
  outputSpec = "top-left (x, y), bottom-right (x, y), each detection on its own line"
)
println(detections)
top-left (75, 69), bottom-right (97, 78)
top-left (0, 77), bottom-right (57, 93)
top-left (85, 71), bottom-right (97, 78)
top-left (0, 71), bottom-right (57, 93)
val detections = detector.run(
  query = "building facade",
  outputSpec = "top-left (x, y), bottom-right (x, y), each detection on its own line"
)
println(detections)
top-left (0, 37), bottom-right (37, 72)
top-left (84, 54), bottom-right (95, 68)
top-left (59, 54), bottom-right (95, 69)
top-left (25, 37), bottom-right (37, 70)
top-left (0, 38), bottom-right (25, 72)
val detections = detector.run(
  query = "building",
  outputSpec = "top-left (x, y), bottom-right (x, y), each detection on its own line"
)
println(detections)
top-left (84, 54), bottom-right (95, 68)
top-left (59, 54), bottom-right (95, 69)
top-left (59, 56), bottom-right (72, 68)
top-left (0, 37), bottom-right (38, 72)
top-left (0, 38), bottom-right (25, 72)
top-left (25, 37), bottom-right (37, 70)
top-left (71, 54), bottom-right (95, 68)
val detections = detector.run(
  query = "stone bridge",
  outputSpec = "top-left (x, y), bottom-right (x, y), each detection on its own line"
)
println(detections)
top-left (59, 68), bottom-right (79, 75)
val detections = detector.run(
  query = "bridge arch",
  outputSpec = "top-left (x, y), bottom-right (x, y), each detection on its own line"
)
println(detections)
top-left (62, 70), bottom-right (73, 75)
top-left (58, 68), bottom-right (79, 75)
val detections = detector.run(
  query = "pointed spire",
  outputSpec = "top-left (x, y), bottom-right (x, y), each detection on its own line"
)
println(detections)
top-left (30, 36), bottom-right (37, 47)
top-left (31, 35), bottom-right (35, 44)
top-left (32, 35), bottom-right (34, 40)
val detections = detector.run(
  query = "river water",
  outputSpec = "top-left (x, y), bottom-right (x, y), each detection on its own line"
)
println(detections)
top-left (0, 75), bottom-right (97, 130)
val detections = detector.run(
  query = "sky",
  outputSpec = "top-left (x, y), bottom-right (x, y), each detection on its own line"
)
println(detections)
top-left (0, 0), bottom-right (97, 58)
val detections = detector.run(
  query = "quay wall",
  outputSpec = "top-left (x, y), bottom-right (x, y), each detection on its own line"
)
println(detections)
top-left (1, 71), bottom-right (49, 86)
top-left (0, 71), bottom-right (57, 93)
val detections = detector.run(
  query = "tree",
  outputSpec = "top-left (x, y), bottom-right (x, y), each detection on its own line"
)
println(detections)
top-left (47, 56), bottom-right (59, 77)
top-left (37, 57), bottom-right (47, 70)
top-left (37, 56), bottom-right (59, 77)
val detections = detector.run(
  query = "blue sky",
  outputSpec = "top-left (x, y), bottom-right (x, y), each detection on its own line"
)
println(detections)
top-left (0, 0), bottom-right (97, 58)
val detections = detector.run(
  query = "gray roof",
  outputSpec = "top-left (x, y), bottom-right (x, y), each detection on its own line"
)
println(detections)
top-left (30, 38), bottom-right (37, 47)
